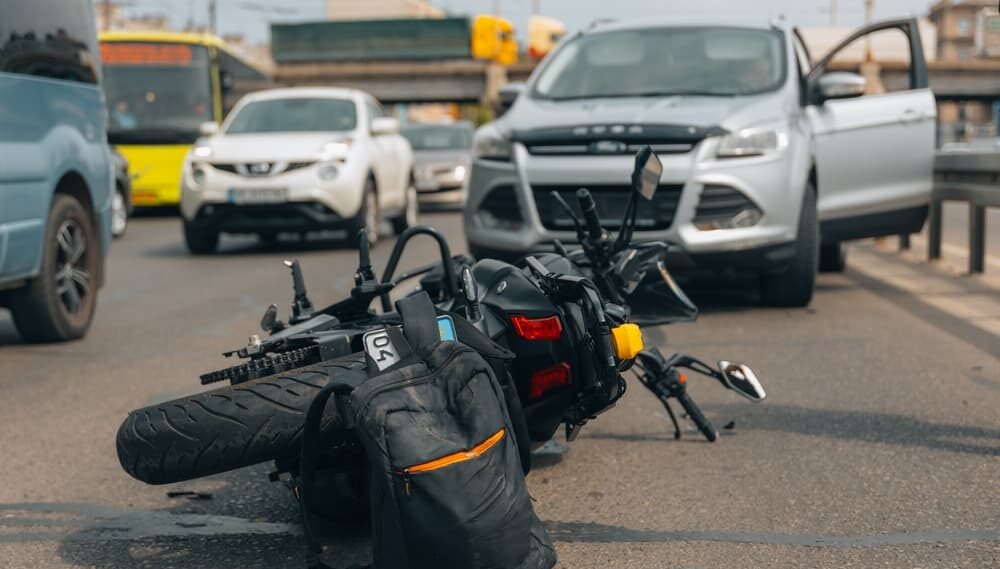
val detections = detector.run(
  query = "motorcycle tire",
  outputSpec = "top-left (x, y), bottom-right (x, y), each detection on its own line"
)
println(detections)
top-left (116, 353), bottom-right (367, 485)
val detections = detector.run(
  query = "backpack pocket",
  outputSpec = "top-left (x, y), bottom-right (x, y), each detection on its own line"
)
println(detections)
top-left (390, 427), bottom-right (533, 569)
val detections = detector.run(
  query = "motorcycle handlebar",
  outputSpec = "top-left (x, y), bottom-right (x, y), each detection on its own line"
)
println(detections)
top-left (675, 391), bottom-right (718, 442)
top-left (576, 189), bottom-right (605, 243)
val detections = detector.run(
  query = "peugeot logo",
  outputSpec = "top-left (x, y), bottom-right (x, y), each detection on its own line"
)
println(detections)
top-left (249, 162), bottom-right (272, 175)
top-left (590, 140), bottom-right (627, 154)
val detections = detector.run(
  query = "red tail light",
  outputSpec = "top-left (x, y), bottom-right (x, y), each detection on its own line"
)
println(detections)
top-left (530, 362), bottom-right (572, 399)
top-left (510, 314), bottom-right (563, 341)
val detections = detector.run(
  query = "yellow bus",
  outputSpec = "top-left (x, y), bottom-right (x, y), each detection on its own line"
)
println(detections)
top-left (99, 31), bottom-right (269, 207)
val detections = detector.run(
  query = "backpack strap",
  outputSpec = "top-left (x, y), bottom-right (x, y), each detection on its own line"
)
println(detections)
top-left (396, 292), bottom-right (441, 352)
top-left (298, 368), bottom-right (368, 569)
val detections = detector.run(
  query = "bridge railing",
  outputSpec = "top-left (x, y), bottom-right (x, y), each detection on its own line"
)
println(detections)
top-left (929, 150), bottom-right (1000, 273)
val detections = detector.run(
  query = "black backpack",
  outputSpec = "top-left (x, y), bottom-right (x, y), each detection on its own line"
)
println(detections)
top-left (300, 293), bottom-right (556, 569)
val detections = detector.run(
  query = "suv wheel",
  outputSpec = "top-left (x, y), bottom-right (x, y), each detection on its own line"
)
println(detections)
top-left (391, 182), bottom-right (418, 235)
top-left (10, 194), bottom-right (99, 342)
top-left (819, 242), bottom-right (848, 273)
top-left (111, 185), bottom-right (128, 238)
top-left (183, 221), bottom-right (219, 255)
top-left (760, 183), bottom-right (818, 307)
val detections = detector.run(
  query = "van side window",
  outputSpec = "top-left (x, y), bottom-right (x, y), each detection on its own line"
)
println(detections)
top-left (0, 0), bottom-right (99, 84)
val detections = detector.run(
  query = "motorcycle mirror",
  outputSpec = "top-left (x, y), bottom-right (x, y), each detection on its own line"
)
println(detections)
top-left (631, 146), bottom-right (662, 200)
top-left (718, 361), bottom-right (766, 402)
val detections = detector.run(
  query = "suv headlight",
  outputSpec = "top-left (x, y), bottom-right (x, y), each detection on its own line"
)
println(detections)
top-left (716, 127), bottom-right (788, 158)
top-left (473, 125), bottom-right (512, 161)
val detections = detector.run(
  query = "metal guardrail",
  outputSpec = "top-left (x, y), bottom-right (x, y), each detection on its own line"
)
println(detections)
top-left (929, 151), bottom-right (1000, 273)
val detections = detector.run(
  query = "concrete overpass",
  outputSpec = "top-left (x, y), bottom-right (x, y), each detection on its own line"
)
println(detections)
top-left (274, 58), bottom-right (1000, 105)
top-left (273, 59), bottom-right (539, 105)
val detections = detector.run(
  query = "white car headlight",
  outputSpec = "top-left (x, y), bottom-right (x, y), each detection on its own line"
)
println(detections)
top-left (192, 144), bottom-right (213, 159)
top-left (716, 127), bottom-right (788, 158)
top-left (453, 165), bottom-right (467, 180)
top-left (321, 139), bottom-right (352, 160)
top-left (473, 126), bottom-right (512, 161)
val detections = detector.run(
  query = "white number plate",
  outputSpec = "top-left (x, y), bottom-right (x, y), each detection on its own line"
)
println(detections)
top-left (227, 188), bottom-right (288, 204)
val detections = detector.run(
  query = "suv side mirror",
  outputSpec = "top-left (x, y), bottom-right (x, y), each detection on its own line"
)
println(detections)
top-left (631, 146), bottom-right (662, 200)
top-left (817, 72), bottom-right (866, 102)
top-left (499, 82), bottom-right (525, 112)
top-left (199, 122), bottom-right (219, 137)
top-left (371, 117), bottom-right (400, 136)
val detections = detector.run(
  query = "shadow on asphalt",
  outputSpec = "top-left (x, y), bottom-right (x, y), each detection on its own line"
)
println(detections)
top-left (584, 403), bottom-right (1000, 457)
top-left (141, 233), bottom-right (358, 259)
top-left (131, 206), bottom-right (181, 218)
top-left (0, 312), bottom-right (21, 345)
top-left (39, 465), bottom-right (372, 569)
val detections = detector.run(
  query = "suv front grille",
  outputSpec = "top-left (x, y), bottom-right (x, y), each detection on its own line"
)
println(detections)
top-left (533, 184), bottom-right (684, 231)
top-left (209, 162), bottom-right (315, 176)
top-left (515, 123), bottom-right (722, 157)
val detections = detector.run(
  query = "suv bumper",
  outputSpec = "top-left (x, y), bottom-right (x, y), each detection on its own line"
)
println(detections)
top-left (464, 141), bottom-right (805, 272)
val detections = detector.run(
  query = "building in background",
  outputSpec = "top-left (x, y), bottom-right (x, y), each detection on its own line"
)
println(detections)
top-left (96, 1), bottom-right (169, 32)
top-left (798, 20), bottom-right (937, 64)
top-left (324, 0), bottom-right (443, 20)
top-left (929, 0), bottom-right (994, 61)
top-left (928, 1), bottom-right (1000, 143)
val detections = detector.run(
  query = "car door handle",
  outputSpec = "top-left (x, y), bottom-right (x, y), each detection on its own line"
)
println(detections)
top-left (900, 109), bottom-right (924, 124)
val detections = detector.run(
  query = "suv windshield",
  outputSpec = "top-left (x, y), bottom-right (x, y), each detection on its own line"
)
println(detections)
top-left (226, 98), bottom-right (357, 134)
top-left (402, 125), bottom-right (473, 151)
top-left (533, 26), bottom-right (786, 100)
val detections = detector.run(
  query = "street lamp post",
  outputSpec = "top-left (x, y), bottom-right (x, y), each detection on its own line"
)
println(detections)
top-left (209, 0), bottom-right (218, 35)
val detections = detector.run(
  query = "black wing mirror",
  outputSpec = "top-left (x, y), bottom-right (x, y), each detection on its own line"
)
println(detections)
top-left (631, 145), bottom-right (663, 200)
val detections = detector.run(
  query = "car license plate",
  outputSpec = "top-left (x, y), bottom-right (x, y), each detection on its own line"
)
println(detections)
top-left (227, 188), bottom-right (287, 204)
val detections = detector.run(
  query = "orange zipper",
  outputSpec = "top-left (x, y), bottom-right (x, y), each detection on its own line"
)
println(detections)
top-left (396, 428), bottom-right (506, 495)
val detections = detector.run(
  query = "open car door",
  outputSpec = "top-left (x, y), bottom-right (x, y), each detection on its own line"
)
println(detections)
top-left (805, 18), bottom-right (935, 243)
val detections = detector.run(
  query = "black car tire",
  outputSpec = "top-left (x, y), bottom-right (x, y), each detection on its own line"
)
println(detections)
top-left (183, 221), bottom-right (219, 255)
top-left (819, 241), bottom-right (848, 273)
top-left (760, 183), bottom-right (818, 307)
top-left (116, 355), bottom-right (368, 485)
top-left (390, 181), bottom-right (419, 235)
top-left (346, 176), bottom-right (379, 248)
top-left (10, 193), bottom-right (99, 342)
top-left (111, 184), bottom-right (129, 239)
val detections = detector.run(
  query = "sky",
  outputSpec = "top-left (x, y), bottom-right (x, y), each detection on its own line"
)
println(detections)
top-left (121, 0), bottom-right (938, 45)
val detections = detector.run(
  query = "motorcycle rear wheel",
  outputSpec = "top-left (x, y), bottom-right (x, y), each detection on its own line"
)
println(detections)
top-left (116, 354), bottom-right (366, 485)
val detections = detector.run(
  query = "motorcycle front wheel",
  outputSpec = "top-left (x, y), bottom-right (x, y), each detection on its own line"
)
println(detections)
top-left (116, 353), bottom-right (367, 485)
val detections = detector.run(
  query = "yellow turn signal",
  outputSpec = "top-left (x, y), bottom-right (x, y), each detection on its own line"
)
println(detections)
top-left (611, 323), bottom-right (643, 360)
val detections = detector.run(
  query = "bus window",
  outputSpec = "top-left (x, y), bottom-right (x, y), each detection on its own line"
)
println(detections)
top-left (217, 50), bottom-right (269, 116)
top-left (102, 42), bottom-right (213, 144)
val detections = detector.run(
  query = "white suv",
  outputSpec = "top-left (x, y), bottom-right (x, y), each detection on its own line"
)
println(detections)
top-left (181, 87), bottom-right (416, 253)
top-left (465, 17), bottom-right (935, 306)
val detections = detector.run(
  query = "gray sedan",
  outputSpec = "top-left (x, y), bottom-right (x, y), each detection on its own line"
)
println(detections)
top-left (402, 122), bottom-right (474, 208)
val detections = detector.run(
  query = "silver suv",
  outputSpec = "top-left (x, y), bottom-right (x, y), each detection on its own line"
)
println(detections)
top-left (464, 17), bottom-right (935, 306)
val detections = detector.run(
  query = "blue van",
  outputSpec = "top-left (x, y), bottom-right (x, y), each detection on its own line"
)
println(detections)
top-left (0, 0), bottom-right (112, 342)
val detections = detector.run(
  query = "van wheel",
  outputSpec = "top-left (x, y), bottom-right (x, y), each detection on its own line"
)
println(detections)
top-left (10, 194), bottom-right (99, 342)
top-left (760, 183), bottom-right (817, 307)
top-left (819, 242), bottom-right (848, 273)
top-left (183, 221), bottom-right (219, 255)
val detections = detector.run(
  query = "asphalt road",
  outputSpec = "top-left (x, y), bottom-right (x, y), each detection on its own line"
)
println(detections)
top-left (0, 212), bottom-right (997, 569)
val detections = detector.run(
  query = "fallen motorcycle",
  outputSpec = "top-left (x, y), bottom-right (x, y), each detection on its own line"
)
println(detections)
top-left (116, 146), bottom-right (766, 521)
